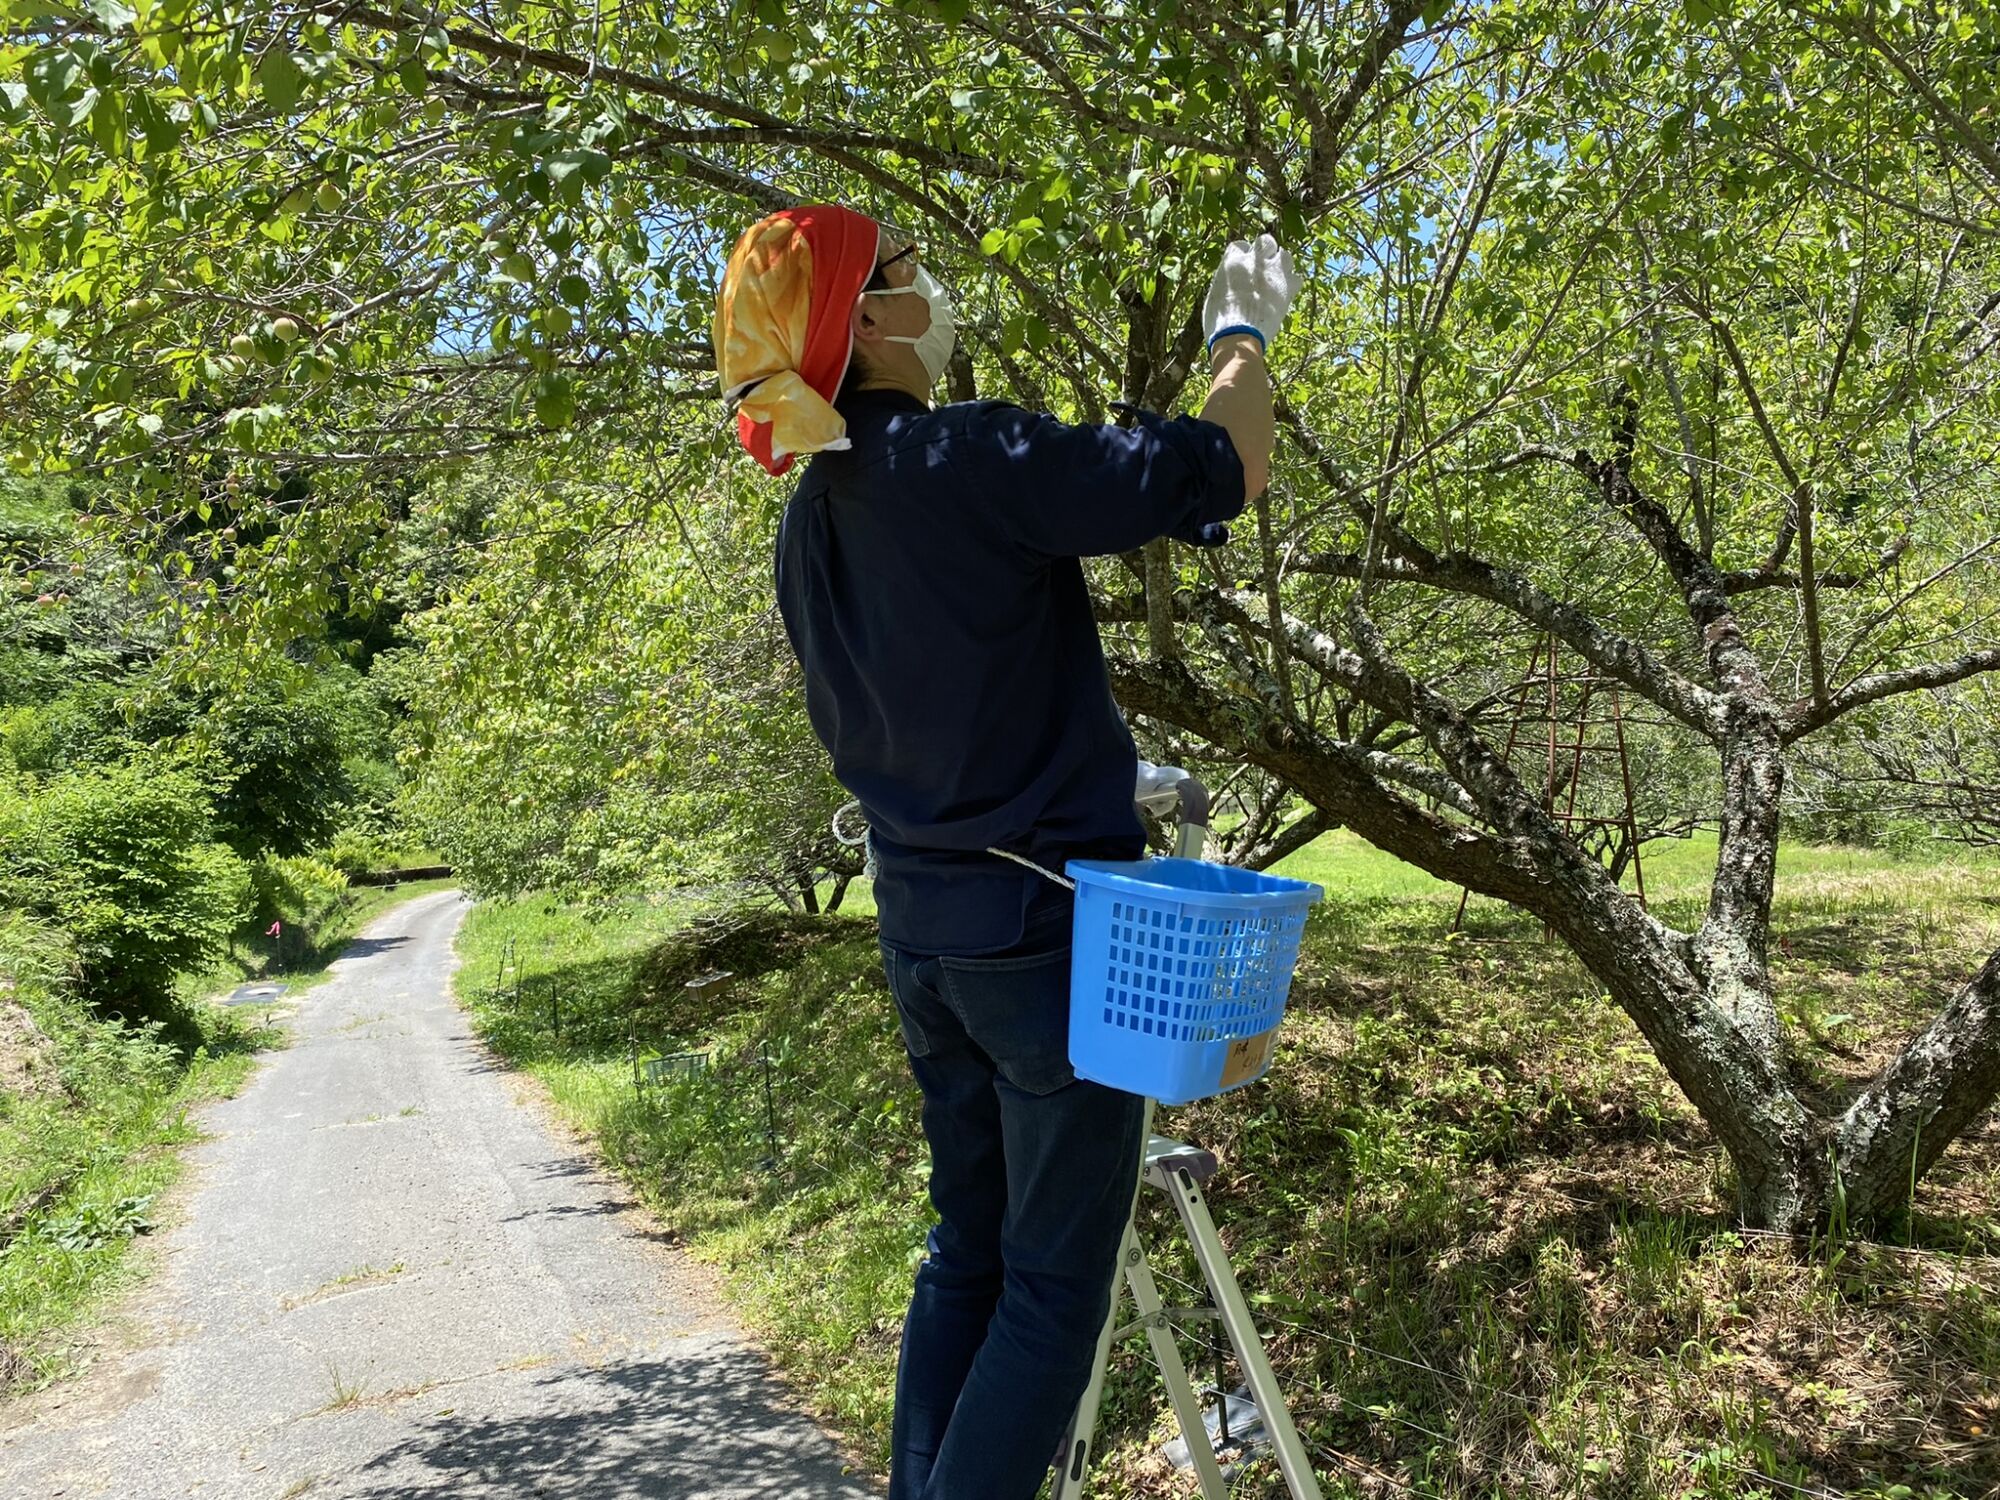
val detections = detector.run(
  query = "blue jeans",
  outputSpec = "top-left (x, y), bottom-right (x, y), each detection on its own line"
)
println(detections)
top-left (880, 903), bottom-right (1149, 1500)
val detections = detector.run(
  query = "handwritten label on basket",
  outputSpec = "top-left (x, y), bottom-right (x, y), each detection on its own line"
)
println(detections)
top-left (1220, 1028), bottom-right (1277, 1088)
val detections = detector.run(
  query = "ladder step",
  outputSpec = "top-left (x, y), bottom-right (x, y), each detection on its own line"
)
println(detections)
top-left (1143, 1134), bottom-right (1220, 1188)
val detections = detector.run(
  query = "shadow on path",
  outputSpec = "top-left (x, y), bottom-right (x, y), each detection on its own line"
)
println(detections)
top-left (338, 934), bottom-right (414, 962)
top-left (348, 1344), bottom-right (875, 1498)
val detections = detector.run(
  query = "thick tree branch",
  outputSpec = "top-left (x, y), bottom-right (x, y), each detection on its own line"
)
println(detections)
top-left (1237, 806), bottom-right (1341, 871)
top-left (1112, 652), bottom-right (1820, 1220)
top-left (1782, 648), bottom-right (2000, 744)
top-left (1720, 537), bottom-right (1910, 595)
top-left (1301, 0), bottom-right (1431, 211)
top-left (1107, 655), bottom-right (1540, 901)
top-left (1836, 947), bottom-right (2000, 1219)
top-left (1491, 446), bottom-right (1776, 707)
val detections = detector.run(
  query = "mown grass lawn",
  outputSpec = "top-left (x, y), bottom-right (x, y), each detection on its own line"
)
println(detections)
top-left (455, 835), bottom-right (2000, 1500)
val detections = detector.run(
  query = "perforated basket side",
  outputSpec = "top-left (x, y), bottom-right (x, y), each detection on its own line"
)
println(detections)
top-left (1067, 859), bottom-right (1322, 1103)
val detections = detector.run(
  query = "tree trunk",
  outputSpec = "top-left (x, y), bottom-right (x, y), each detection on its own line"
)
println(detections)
top-left (825, 872), bottom-right (853, 914)
top-left (1694, 716), bottom-right (1788, 1062)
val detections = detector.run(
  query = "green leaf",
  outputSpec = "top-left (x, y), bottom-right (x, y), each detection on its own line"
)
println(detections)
top-left (259, 50), bottom-right (306, 112)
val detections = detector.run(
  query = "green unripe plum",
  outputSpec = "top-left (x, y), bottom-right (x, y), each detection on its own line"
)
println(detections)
top-left (271, 316), bottom-right (300, 343)
top-left (229, 333), bottom-right (256, 359)
top-left (544, 305), bottom-right (573, 338)
top-left (316, 180), bottom-right (345, 212)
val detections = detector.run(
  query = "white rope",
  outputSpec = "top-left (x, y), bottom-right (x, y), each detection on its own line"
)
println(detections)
top-left (836, 800), bottom-right (1075, 890)
top-left (983, 845), bottom-right (1077, 891)
top-left (831, 799), bottom-right (869, 847)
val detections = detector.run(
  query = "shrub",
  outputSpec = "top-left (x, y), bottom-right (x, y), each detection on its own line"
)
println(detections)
top-left (0, 680), bottom-right (192, 775)
top-left (320, 826), bottom-right (400, 878)
top-left (0, 908), bottom-right (78, 998)
top-left (0, 904), bottom-right (181, 1103)
top-left (1, 670), bottom-right (393, 860)
top-left (0, 764), bottom-right (250, 1011)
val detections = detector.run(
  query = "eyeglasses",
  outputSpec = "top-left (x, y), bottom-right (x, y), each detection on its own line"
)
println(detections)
top-left (864, 241), bottom-right (918, 293)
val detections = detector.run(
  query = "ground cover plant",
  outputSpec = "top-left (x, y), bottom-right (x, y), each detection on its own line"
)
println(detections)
top-left (454, 835), bottom-right (2000, 1499)
top-left (0, 909), bottom-right (274, 1395)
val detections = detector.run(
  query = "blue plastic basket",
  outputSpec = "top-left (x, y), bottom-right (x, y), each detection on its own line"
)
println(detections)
top-left (1065, 858), bottom-right (1324, 1106)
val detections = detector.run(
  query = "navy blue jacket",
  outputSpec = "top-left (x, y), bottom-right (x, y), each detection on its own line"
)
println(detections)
top-left (774, 386), bottom-right (1246, 955)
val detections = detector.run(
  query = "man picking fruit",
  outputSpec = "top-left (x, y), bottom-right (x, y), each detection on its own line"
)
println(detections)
top-left (714, 206), bottom-right (1298, 1500)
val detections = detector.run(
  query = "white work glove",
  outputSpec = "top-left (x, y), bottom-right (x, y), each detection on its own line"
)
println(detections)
top-left (1201, 234), bottom-right (1300, 356)
top-left (1135, 761), bottom-right (1191, 816)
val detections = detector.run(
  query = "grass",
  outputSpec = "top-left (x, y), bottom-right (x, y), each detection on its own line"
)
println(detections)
top-left (279, 1261), bottom-right (407, 1312)
top-left (0, 879), bottom-right (451, 1398)
top-left (453, 835), bottom-right (2000, 1499)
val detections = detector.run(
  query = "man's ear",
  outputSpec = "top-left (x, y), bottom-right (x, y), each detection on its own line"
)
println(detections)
top-left (851, 294), bottom-right (885, 350)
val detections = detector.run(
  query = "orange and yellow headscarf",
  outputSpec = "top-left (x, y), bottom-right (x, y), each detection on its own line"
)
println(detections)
top-left (714, 203), bottom-right (881, 477)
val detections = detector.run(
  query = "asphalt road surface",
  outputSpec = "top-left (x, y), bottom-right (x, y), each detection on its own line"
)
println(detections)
top-left (1, 889), bottom-right (881, 1500)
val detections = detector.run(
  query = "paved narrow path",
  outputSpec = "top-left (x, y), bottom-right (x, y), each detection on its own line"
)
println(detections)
top-left (1, 890), bottom-right (881, 1500)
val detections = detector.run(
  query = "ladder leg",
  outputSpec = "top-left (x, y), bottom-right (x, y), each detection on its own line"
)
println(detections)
top-left (1122, 1231), bottom-right (1232, 1499)
top-left (1054, 1097), bottom-right (1156, 1499)
top-left (1161, 1165), bottom-right (1327, 1500)
top-left (1053, 1218), bottom-right (1132, 1499)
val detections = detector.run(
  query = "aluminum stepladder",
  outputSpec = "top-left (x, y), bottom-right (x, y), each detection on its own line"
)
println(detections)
top-left (1053, 775), bottom-right (1325, 1500)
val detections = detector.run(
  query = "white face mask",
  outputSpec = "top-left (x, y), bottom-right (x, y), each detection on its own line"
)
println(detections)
top-left (866, 266), bottom-right (957, 388)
